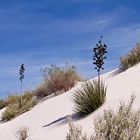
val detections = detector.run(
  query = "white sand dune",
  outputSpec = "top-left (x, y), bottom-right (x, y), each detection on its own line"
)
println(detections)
top-left (1, 63), bottom-right (140, 140)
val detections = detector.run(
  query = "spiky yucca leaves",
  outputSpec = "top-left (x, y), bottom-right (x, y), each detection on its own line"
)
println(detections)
top-left (120, 43), bottom-right (140, 71)
top-left (73, 80), bottom-right (106, 116)
top-left (1, 92), bottom-right (37, 121)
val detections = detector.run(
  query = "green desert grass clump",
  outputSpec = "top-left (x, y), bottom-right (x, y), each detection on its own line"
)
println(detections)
top-left (35, 64), bottom-right (81, 98)
top-left (120, 43), bottom-right (140, 71)
top-left (1, 92), bottom-right (37, 121)
top-left (66, 95), bottom-right (140, 140)
top-left (73, 80), bottom-right (106, 116)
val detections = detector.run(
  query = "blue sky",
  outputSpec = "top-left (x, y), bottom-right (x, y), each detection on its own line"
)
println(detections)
top-left (0, 0), bottom-right (140, 98)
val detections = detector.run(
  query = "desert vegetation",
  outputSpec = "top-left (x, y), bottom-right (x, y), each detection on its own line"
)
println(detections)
top-left (0, 99), bottom-right (7, 110)
top-left (72, 36), bottom-right (108, 117)
top-left (34, 64), bottom-right (81, 98)
top-left (1, 92), bottom-right (37, 121)
top-left (66, 95), bottom-right (140, 140)
top-left (73, 80), bottom-right (106, 116)
top-left (15, 126), bottom-right (30, 140)
top-left (120, 42), bottom-right (140, 71)
top-left (19, 64), bottom-right (25, 93)
top-left (65, 119), bottom-right (88, 140)
top-left (0, 64), bottom-right (81, 121)
top-left (93, 35), bottom-right (107, 85)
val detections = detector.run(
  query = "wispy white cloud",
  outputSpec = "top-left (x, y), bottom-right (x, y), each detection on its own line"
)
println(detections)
top-left (106, 24), bottom-right (140, 51)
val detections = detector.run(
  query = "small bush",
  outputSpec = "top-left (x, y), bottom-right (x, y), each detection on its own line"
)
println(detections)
top-left (120, 42), bottom-right (140, 71)
top-left (0, 99), bottom-right (7, 110)
top-left (1, 92), bottom-right (37, 121)
top-left (6, 94), bottom-right (20, 105)
top-left (33, 82), bottom-right (49, 99)
top-left (15, 126), bottom-right (30, 140)
top-left (65, 120), bottom-right (88, 140)
top-left (73, 80), bottom-right (106, 116)
top-left (35, 64), bottom-right (81, 98)
top-left (93, 95), bottom-right (140, 140)
top-left (1, 107), bottom-right (16, 120)
top-left (66, 95), bottom-right (140, 140)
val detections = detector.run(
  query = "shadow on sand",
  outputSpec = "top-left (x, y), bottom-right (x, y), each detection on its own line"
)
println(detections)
top-left (43, 113), bottom-right (83, 128)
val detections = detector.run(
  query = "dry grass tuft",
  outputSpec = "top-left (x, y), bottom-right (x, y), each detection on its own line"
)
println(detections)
top-left (15, 126), bottom-right (30, 140)
top-left (1, 92), bottom-right (37, 121)
top-left (0, 99), bottom-right (7, 110)
top-left (120, 42), bottom-right (140, 71)
top-left (34, 64), bottom-right (81, 99)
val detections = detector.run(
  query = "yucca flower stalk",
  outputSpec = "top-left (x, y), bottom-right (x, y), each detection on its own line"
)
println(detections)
top-left (19, 64), bottom-right (25, 94)
top-left (93, 36), bottom-right (107, 87)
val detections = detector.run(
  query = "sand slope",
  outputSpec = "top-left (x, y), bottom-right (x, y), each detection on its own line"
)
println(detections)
top-left (1, 64), bottom-right (140, 140)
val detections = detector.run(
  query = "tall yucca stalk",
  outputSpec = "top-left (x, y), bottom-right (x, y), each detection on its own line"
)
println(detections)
top-left (93, 36), bottom-right (107, 86)
top-left (19, 64), bottom-right (25, 94)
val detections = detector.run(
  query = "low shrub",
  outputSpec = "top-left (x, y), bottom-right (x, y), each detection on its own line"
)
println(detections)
top-left (93, 94), bottom-right (140, 140)
top-left (73, 80), bottom-right (106, 116)
top-left (1, 107), bottom-right (16, 121)
top-left (1, 92), bottom-right (37, 121)
top-left (120, 42), bottom-right (140, 71)
top-left (35, 64), bottom-right (81, 98)
top-left (33, 82), bottom-right (49, 99)
top-left (65, 120), bottom-right (88, 140)
top-left (66, 95), bottom-right (140, 140)
top-left (6, 94), bottom-right (20, 105)
top-left (0, 99), bottom-right (7, 110)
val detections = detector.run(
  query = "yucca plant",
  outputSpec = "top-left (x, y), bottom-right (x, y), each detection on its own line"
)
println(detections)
top-left (73, 80), bottom-right (106, 116)
top-left (19, 64), bottom-right (25, 93)
top-left (93, 36), bottom-right (107, 86)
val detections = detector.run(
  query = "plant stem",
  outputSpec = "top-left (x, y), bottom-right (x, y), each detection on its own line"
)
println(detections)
top-left (20, 80), bottom-right (22, 94)
top-left (98, 70), bottom-right (100, 88)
